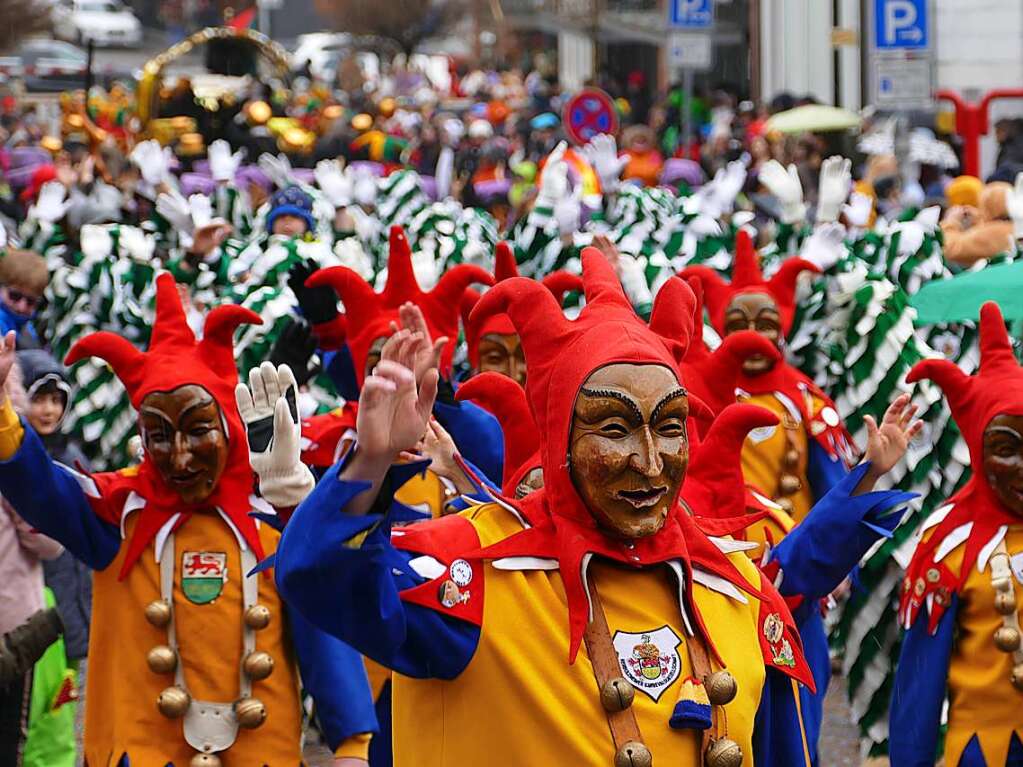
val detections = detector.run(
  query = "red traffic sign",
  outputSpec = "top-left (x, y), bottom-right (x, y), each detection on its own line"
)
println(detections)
top-left (563, 88), bottom-right (618, 145)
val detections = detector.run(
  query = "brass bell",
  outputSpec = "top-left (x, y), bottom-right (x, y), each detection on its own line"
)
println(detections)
top-left (242, 651), bottom-right (275, 681)
top-left (244, 605), bottom-right (271, 630)
top-left (783, 449), bottom-right (800, 468)
top-left (1011, 665), bottom-right (1023, 691)
top-left (778, 474), bottom-right (802, 496)
top-left (147, 645), bottom-right (178, 674)
top-left (157, 686), bottom-right (190, 719)
top-left (599, 677), bottom-right (635, 712)
top-left (614, 740), bottom-right (652, 767)
top-left (145, 600), bottom-right (172, 628)
top-left (190, 754), bottom-right (222, 767)
top-left (995, 626), bottom-right (1022, 653)
top-left (234, 697), bottom-right (267, 729)
top-left (775, 498), bottom-right (795, 514)
top-left (706, 737), bottom-right (743, 767)
top-left (995, 592), bottom-right (1017, 615)
top-left (705, 670), bottom-right (738, 706)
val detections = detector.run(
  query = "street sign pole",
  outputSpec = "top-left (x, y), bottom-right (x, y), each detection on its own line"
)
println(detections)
top-left (667, 0), bottom-right (715, 159)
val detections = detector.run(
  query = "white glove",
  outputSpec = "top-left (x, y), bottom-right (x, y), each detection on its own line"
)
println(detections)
top-left (235, 362), bottom-right (315, 508)
top-left (333, 237), bottom-right (375, 281)
top-left (119, 226), bottom-right (155, 262)
top-left (349, 206), bottom-right (380, 245)
top-left (208, 139), bottom-right (245, 183)
top-left (759, 160), bottom-right (806, 224)
top-left (915, 205), bottom-right (941, 234)
top-left (582, 134), bottom-right (628, 194)
top-left (130, 139), bottom-right (173, 187)
top-left (617, 253), bottom-right (653, 310)
top-left (841, 191), bottom-right (873, 228)
top-left (156, 189), bottom-right (196, 247)
top-left (1008, 172), bottom-right (1023, 240)
top-left (816, 156), bottom-right (852, 224)
top-left (411, 248), bottom-right (439, 290)
top-left (258, 153), bottom-right (296, 190)
top-left (31, 181), bottom-right (71, 224)
top-left (537, 141), bottom-right (569, 207)
top-left (553, 180), bottom-right (581, 236)
top-left (188, 193), bottom-right (214, 229)
top-left (800, 222), bottom-right (847, 271)
top-left (349, 166), bottom-right (378, 208)
top-left (79, 225), bottom-right (113, 260)
top-left (315, 159), bottom-right (353, 208)
top-left (710, 160), bottom-right (747, 216)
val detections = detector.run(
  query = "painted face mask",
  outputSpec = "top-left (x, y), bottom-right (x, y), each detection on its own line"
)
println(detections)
top-left (722, 292), bottom-right (782, 375)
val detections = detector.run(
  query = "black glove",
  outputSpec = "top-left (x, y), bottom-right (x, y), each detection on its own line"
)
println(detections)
top-left (288, 259), bottom-right (339, 326)
top-left (0, 608), bottom-right (63, 686)
top-left (269, 317), bottom-right (320, 387)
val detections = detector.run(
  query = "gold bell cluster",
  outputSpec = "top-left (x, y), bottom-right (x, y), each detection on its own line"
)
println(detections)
top-left (774, 441), bottom-right (802, 514)
top-left (989, 568), bottom-right (1023, 691)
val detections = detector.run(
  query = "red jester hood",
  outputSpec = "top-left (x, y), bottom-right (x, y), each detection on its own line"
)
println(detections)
top-left (902, 302), bottom-right (1023, 623)
top-left (455, 371), bottom-right (539, 495)
top-left (467, 249), bottom-right (784, 664)
top-left (460, 241), bottom-right (583, 368)
top-left (307, 226), bottom-right (493, 384)
top-left (64, 272), bottom-right (264, 578)
top-left (679, 229), bottom-right (819, 335)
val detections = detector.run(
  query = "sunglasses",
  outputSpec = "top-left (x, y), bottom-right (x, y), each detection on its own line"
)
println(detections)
top-left (3, 287), bottom-right (41, 310)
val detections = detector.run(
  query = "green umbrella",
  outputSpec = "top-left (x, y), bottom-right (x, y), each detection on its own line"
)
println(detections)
top-left (764, 105), bottom-right (861, 134)
top-left (910, 260), bottom-right (1023, 325)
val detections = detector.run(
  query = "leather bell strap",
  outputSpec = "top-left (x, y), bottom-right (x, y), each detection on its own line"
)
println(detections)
top-left (583, 576), bottom-right (645, 752)
top-left (990, 538), bottom-right (1023, 667)
top-left (159, 530), bottom-right (259, 754)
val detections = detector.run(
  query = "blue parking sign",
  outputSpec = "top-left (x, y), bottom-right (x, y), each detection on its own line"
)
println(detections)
top-left (668, 0), bottom-right (713, 29)
top-left (874, 0), bottom-right (928, 50)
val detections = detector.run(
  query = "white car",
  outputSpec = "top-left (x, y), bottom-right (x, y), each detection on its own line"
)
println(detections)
top-left (51, 0), bottom-right (142, 47)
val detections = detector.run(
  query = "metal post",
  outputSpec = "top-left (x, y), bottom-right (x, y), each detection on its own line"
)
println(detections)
top-left (258, 0), bottom-right (269, 36)
top-left (84, 38), bottom-right (94, 93)
top-left (681, 68), bottom-right (694, 154)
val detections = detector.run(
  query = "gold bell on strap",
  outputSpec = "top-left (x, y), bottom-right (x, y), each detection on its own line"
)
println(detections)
top-left (190, 753), bottom-right (222, 767)
top-left (600, 677), bottom-right (635, 712)
top-left (144, 599), bottom-right (172, 628)
top-left (778, 474), bottom-right (802, 496)
top-left (994, 626), bottom-right (1021, 653)
top-left (705, 670), bottom-right (738, 706)
top-left (783, 449), bottom-right (800, 468)
top-left (705, 737), bottom-right (743, 767)
top-left (1012, 665), bottom-right (1023, 692)
top-left (614, 740), bottom-right (652, 767)
top-left (146, 645), bottom-right (177, 674)
top-left (244, 605), bottom-right (271, 630)
top-left (775, 498), bottom-right (794, 514)
top-left (242, 651), bottom-right (275, 681)
top-left (157, 686), bottom-right (190, 718)
top-left (995, 592), bottom-right (1017, 615)
top-left (234, 697), bottom-right (267, 729)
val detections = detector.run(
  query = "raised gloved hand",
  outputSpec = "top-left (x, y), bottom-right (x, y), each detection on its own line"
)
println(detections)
top-left (208, 139), bottom-right (245, 183)
top-left (536, 141), bottom-right (569, 207)
top-left (269, 317), bottom-right (319, 387)
top-left (553, 179), bottom-right (581, 236)
top-left (759, 160), bottom-right (806, 225)
top-left (130, 139), bottom-right (173, 187)
top-left (841, 191), bottom-right (873, 228)
top-left (315, 159), bottom-right (353, 208)
top-left (258, 152), bottom-right (296, 190)
top-left (1008, 172), bottom-right (1023, 240)
top-left (156, 189), bottom-right (196, 248)
top-left (800, 222), bottom-right (847, 271)
top-left (31, 181), bottom-right (71, 224)
top-left (235, 362), bottom-right (315, 508)
top-left (816, 155), bottom-right (852, 224)
top-left (79, 225), bottom-right (113, 260)
top-left (348, 166), bottom-right (378, 208)
top-left (188, 193), bottom-right (214, 229)
top-left (709, 159), bottom-right (747, 216)
top-left (288, 259), bottom-right (339, 325)
top-left (582, 134), bottom-right (628, 194)
top-left (118, 225), bottom-right (155, 262)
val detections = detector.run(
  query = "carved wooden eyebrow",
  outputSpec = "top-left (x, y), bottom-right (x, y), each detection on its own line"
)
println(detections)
top-left (651, 387), bottom-right (688, 423)
top-left (579, 387), bottom-right (643, 422)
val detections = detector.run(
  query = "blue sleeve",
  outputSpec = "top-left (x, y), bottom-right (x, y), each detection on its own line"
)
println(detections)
top-left (753, 668), bottom-right (814, 767)
top-left (432, 397), bottom-right (504, 486)
top-left (771, 462), bottom-right (917, 601)
top-left (286, 602), bottom-right (379, 747)
top-left (807, 439), bottom-right (848, 501)
top-left (0, 422), bottom-right (119, 570)
top-left (324, 345), bottom-right (360, 403)
top-left (274, 458), bottom-right (479, 680)
top-left (889, 597), bottom-right (956, 767)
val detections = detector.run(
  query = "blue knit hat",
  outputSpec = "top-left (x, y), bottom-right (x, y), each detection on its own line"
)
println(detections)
top-left (266, 185), bottom-right (315, 233)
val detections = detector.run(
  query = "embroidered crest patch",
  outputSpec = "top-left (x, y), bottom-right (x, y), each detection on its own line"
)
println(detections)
top-left (612, 626), bottom-right (682, 701)
top-left (181, 551), bottom-right (228, 605)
